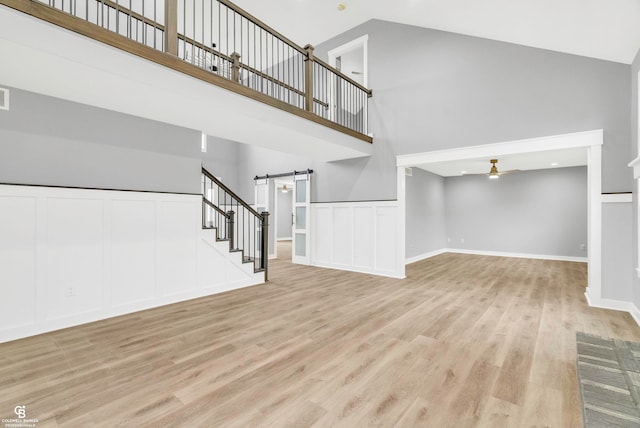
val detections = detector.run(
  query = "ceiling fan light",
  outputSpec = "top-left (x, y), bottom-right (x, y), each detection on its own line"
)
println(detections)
top-left (489, 173), bottom-right (499, 179)
top-left (282, 185), bottom-right (289, 193)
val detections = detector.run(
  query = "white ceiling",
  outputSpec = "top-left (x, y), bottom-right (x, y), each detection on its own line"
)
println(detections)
top-left (234, 0), bottom-right (640, 64)
top-left (417, 147), bottom-right (587, 177)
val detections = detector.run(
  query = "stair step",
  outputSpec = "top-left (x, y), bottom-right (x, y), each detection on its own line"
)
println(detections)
top-left (243, 257), bottom-right (255, 264)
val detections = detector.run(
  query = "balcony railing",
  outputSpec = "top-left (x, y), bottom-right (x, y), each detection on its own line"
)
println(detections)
top-left (7, 0), bottom-right (373, 139)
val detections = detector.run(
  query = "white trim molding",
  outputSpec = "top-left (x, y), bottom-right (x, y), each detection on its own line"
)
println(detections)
top-left (406, 248), bottom-right (587, 264)
top-left (405, 249), bottom-right (447, 264)
top-left (0, 87), bottom-right (9, 110)
top-left (584, 293), bottom-right (640, 328)
top-left (397, 130), bottom-right (603, 167)
top-left (0, 184), bottom-right (263, 343)
top-left (601, 193), bottom-right (633, 203)
top-left (629, 156), bottom-right (640, 179)
top-left (310, 200), bottom-right (404, 279)
top-left (327, 35), bottom-right (369, 88)
top-left (396, 129), bottom-right (603, 305)
top-left (444, 248), bottom-right (587, 263)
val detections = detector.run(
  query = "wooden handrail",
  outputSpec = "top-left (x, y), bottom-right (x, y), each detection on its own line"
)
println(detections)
top-left (99, 0), bottom-right (165, 30)
top-left (178, 34), bottom-right (330, 109)
top-left (4, 0), bottom-right (372, 141)
top-left (217, 0), bottom-right (306, 55)
top-left (203, 196), bottom-right (229, 218)
top-left (313, 56), bottom-right (373, 96)
top-left (202, 167), bottom-right (262, 219)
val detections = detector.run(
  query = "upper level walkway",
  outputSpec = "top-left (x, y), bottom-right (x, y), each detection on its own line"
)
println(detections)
top-left (0, 0), bottom-right (374, 161)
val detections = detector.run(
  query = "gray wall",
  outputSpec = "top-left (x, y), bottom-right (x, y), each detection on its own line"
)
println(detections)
top-left (405, 168), bottom-right (446, 259)
top-left (632, 48), bottom-right (640, 310)
top-left (276, 188), bottom-right (293, 239)
top-left (444, 167), bottom-right (587, 257)
top-left (602, 202), bottom-right (634, 302)
top-left (202, 135), bottom-right (241, 192)
top-left (0, 86), bottom-right (202, 193)
top-left (310, 19), bottom-right (632, 198)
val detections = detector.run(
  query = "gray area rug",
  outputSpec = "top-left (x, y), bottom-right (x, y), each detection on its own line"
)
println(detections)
top-left (576, 332), bottom-right (640, 427)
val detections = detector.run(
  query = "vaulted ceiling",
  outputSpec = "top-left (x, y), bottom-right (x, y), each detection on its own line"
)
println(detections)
top-left (234, 0), bottom-right (640, 64)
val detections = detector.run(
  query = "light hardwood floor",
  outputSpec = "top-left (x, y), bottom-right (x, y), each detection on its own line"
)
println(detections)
top-left (1, 245), bottom-right (639, 427)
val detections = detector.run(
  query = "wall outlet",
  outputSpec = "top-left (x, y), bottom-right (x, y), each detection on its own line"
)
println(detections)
top-left (580, 244), bottom-right (586, 251)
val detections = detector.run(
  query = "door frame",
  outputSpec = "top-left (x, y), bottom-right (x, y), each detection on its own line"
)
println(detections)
top-left (292, 173), bottom-right (312, 265)
top-left (273, 178), bottom-right (294, 259)
top-left (327, 35), bottom-right (369, 123)
top-left (396, 129), bottom-right (603, 302)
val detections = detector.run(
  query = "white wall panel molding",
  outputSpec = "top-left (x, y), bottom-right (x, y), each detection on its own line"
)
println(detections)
top-left (397, 129), bottom-right (603, 168)
top-left (629, 156), bottom-right (640, 179)
top-left (444, 248), bottom-right (588, 263)
top-left (405, 249), bottom-right (447, 265)
top-left (584, 293), bottom-right (640, 328)
top-left (601, 193), bottom-right (633, 203)
top-left (311, 201), bottom-right (403, 278)
top-left (0, 184), bottom-right (263, 343)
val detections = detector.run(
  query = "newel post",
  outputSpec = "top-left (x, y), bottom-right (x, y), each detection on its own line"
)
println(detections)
top-left (164, 0), bottom-right (178, 56)
top-left (231, 52), bottom-right (242, 82)
top-left (261, 211), bottom-right (270, 281)
top-left (227, 210), bottom-right (235, 251)
top-left (304, 44), bottom-right (314, 112)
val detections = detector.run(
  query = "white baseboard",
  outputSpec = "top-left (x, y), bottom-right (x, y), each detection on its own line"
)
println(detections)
top-left (631, 307), bottom-right (640, 328)
top-left (584, 290), bottom-right (640, 328)
top-left (310, 261), bottom-right (405, 279)
top-left (405, 248), bottom-right (447, 265)
top-left (277, 238), bottom-right (292, 242)
top-left (444, 248), bottom-right (588, 263)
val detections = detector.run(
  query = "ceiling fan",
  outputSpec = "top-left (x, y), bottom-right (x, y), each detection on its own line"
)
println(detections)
top-left (463, 159), bottom-right (519, 179)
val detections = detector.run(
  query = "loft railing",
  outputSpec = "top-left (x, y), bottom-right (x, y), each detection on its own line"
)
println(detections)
top-left (22, 0), bottom-right (373, 138)
top-left (201, 167), bottom-right (269, 279)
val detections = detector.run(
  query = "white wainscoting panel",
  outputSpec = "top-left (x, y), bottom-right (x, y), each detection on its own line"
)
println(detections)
top-left (311, 201), bottom-right (402, 278)
top-left (332, 207), bottom-right (353, 267)
top-left (353, 207), bottom-right (374, 269)
top-left (0, 184), bottom-right (263, 343)
top-left (157, 201), bottom-right (198, 297)
top-left (45, 197), bottom-right (104, 321)
top-left (110, 199), bottom-right (156, 308)
top-left (312, 207), bottom-right (332, 264)
top-left (0, 196), bottom-right (37, 330)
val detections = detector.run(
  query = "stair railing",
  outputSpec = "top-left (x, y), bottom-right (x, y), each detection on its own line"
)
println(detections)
top-left (201, 167), bottom-right (269, 279)
top-left (22, 0), bottom-right (373, 137)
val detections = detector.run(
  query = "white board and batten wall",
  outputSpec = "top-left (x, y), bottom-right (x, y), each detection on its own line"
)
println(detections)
top-left (310, 200), bottom-right (403, 278)
top-left (0, 184), bottom-right (263, 343)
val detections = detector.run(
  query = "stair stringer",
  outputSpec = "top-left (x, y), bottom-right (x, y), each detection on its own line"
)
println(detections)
top-left (198, 228), bottom-right (265, 292)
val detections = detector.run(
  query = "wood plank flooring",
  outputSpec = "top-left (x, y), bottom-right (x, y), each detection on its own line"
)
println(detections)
top-left (1, 244), bottom-right (639, 427)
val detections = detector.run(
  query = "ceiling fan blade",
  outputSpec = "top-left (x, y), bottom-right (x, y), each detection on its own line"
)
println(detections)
top-left (497, 169), bottom-right (521, 175)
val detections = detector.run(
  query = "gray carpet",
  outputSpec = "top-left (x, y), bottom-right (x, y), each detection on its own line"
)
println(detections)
top-left (576, 332), bottom-right (640, 427)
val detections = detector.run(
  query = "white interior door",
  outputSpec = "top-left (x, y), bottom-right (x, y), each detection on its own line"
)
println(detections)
top-left (292, 174), bottom-right (311, 264)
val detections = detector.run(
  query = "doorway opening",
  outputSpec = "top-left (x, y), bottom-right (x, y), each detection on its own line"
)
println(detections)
top-left (253, 169), bottom-right (313, 265)
top-left (328, 35), bottom-right (368, 126)
top-left (274, 178), bottom-right (294, 261)
top-left (396, 130), bottom-right (603, 303)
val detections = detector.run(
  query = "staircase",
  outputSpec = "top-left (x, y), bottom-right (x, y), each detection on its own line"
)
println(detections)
top-left (201, 167), bottom-right (269, 280)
